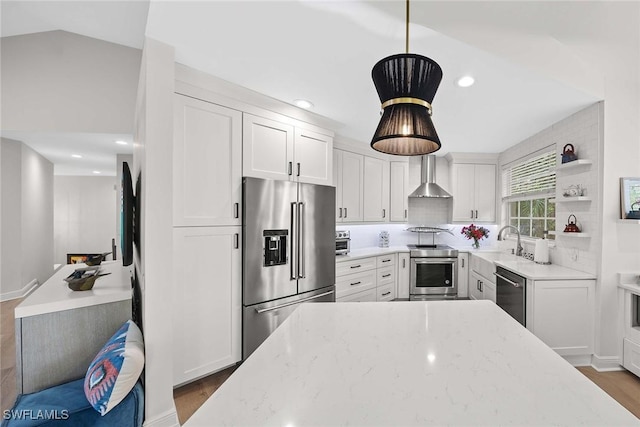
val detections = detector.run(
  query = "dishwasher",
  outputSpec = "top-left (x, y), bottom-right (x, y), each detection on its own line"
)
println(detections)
top-left (494, 267), bottom-right (526, 326)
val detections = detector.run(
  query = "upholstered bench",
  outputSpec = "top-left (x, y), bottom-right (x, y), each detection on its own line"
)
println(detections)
top-left (1, 379), bottom-right (143, 427)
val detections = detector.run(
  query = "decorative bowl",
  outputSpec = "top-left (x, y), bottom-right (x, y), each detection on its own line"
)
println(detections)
top-left (64, 266), bottom-right (101, 291)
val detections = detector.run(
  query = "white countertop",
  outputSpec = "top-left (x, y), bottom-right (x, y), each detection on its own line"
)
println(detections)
top-left (336, 246), bottom-right (409, 262)
top-left (619, 273), bottom-right (640, 295)
top-left (185, 301), bottom-right (638, 426)
top-left (470, 251), bottom-right (596, 280)
top-left (15, 261), bottom-right (132, 318)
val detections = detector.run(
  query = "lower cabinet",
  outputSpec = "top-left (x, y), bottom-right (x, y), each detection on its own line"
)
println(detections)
top-left (469, 270), bottom-right (496, 303)
top-left (397, 253), bottom-right (410, 299)
top-left (336, 254), bottom-right (397, 302)
top-left (527, 279), bottom-right (595, 356)
top-left (457, 253), bottom-right (469, 298)
top-left (172, 226), bottom-right (242, 386)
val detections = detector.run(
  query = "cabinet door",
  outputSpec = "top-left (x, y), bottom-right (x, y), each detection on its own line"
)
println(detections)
top-left (173, 94), bottom-right (242, 226)
top-left (337, 288), bottom-right (377, 302)
top-left (532, 280), bottom-right (595, 356)
top-left (474, 164), bottom-right (496, 222)
top-left (294, 128), bottom-right (333, 186)
top-left (173, 226), bottom-right (241, 386)
top-left (333, 150), bottom-right (343, 222)
top-left (469, 271), bottom-right (483, 301)
top-left (457, 253), bottom-right (469, 298)
top-left (451, 164), bottom-right (476, 222)
top-left (340, 151), bottom-right (364, 222)
top-left (242, 113), bottom-right (294, 181)
top-left (397, 253), bottom-right (410, 299)
top-left (390, 162), bottom-right (409, 222)
top-left (483, 279), bottom-right (497, 303)
top-left (363, 157), bottom-right (390, 222)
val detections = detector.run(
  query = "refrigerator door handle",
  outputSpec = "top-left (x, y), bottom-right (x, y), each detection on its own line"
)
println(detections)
top-left (255, 290), bottom-right (335, 314)
top-left (298, 202), bottom-right (305, 279)
top-left (290, 202), bottom-right (298, 280)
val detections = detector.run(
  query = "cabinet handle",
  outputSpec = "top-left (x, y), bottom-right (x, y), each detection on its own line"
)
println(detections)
top-left (350, 264), bottom-right (361, 269)
top-left (297, 162), bottom-right (301, 177)
top-left (382, 209), bottom-right (386, 218)
top-left (339, 207), bottom-right (343, 218)
top-left (461, 258), bottom-right (464, 268)
top-left (234, 203), bottom-right (239, 219)
top-left (405, 209), bottom-right (408, 219)
top-left (471, 210), bottom-right (474, 219)
top-left (480, 281), bottom-right (483, 292)
top-left (350, 281), bottom-right (361, 286)
top-left (288, 162), bottom-right (293, 176)
top-left (344, 208), bottom-right (348, 218)
top-left (402, 258), bottom-right (406, 268)
top-left (382, 291), bottom-right (391, 296)
top-left (475, 210), bottom-right (478, 219)
top-left (234, 233), bottom-right (239, 249)
top-left (382, 274), bottom-right (391, 278)
top-left (382, 259), bottom-right (391, 263)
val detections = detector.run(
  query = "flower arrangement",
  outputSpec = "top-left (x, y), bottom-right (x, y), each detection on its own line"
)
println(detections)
top-left (461, 224), bottom-right (490, 249)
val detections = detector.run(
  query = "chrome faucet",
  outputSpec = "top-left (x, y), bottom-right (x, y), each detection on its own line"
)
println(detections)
top-left (497, 225), bottom-right (523, 257)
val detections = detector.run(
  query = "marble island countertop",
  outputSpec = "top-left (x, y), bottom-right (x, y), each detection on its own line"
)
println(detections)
top-left (185, 301), bottom-right (638, 426)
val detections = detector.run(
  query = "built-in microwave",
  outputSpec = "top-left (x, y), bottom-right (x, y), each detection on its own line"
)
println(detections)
top-left (336, 230), bottom-right (350, 255)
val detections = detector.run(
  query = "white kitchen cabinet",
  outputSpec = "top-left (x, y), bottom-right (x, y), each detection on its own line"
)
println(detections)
top-left (336, 254), bottom-right (397, 302)
top-left (363, 156), bottom-right (390, 222)
top-left (457, 253), bottom-right (469, 298)
top-left (336, 269), bottom-right (377, 300)
top-left (397, 253), bottom-right (410, 299)
top-left (469, 269), bottom-right (496, 302)
top-left (173, 94), bottom-right (242, 227)
top-left (450, 163), bottom-right (496, 223)
top-left (334, 149), bottom-right (364, 222)
top-left (390, 162), bottom-right (409, 222)
top-left (243, 113), bottom-right (333, 185)
top-left (528, 279), bottom-right (595, 356)
top-left (172, 226), bottom-right (242, 386)
top-left (339, 288), bottom-right (378, 302)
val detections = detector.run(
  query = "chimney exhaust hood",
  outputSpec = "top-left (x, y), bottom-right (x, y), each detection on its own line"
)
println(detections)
top-left (408, 155), bottom-right (452, 198)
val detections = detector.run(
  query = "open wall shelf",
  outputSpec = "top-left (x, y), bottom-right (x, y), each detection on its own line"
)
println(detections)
top-left (618, 219), bottom-right (640, 224)
top-left (553, 160), bottom-right (593, 172)
top-left (554, 196), bottom-right (592, 203)
top-left (558, 232), bottom-right (591, 238)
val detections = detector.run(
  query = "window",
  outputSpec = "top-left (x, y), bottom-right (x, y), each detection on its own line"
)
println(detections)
top-left (502, 150), bottom-right (556, 240)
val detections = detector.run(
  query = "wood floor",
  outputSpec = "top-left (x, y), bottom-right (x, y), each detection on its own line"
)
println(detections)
top-left (2, 299), bottom-right (640, 424)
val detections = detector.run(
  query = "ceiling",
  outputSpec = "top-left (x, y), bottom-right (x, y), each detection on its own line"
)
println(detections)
top-left (2, 1), bottom-right (605, 175)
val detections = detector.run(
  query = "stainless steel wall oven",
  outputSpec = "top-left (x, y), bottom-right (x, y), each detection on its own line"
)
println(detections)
top-left (409, 245), bottom-right (458, 299)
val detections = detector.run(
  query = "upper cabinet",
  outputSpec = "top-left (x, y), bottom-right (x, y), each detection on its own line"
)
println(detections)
top-left (173, 94), bottom-right (242, 227)
top-left (363, 157), bottom-right (390, 222)
top-left (243, 113), bottom-right (333, 186)
top-left (448, 154), bottom-right (498, 223)
top-left (334, 149), bottom-right (364, 222)
top-left (390, 162), bottom-right (409, 222)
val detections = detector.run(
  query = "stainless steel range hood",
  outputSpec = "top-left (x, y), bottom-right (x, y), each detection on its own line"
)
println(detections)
top-left (408, 155), bottom-right (452, 198)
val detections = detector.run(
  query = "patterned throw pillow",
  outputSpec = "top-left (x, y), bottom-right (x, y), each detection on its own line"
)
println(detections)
top-left (84, 320), bottom-right (144, 415)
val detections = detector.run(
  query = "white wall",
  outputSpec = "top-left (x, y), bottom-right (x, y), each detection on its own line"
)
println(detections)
top-left (53, 176), bottom-right (118, 265)
top-left (1, 138), bottom-right (54, 300)
top-left (1, 30), bottom-right (141, 133)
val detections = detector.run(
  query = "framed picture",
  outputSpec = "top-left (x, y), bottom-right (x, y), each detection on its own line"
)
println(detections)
top-left (66, 253), bottom-right (102, 264)
top-left (620, 177), bottom-right (640, 219)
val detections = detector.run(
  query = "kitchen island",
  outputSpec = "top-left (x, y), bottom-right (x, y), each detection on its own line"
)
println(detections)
top-left (185, 301), bottom-right (639, 426)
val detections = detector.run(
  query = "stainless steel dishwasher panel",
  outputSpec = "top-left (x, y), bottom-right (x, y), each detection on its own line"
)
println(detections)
top-left (495, 267), bottom-right (526, 326)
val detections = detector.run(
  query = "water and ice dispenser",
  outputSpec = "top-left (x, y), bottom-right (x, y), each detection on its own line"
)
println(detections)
top-left (263, 230), bottom-right (288, 266)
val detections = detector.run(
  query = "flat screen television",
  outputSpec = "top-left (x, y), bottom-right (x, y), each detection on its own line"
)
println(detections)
top-left (121, 162), bottom-right (134, 266)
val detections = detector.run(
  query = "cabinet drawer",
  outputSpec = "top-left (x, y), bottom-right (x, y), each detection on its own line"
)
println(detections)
top-left (377, 282), bottom-right (395, 301)
top-left (336, 270), bottom-right (376, 299)
top-left (336, 257), bottom-right (377, 277)
top-left (376, 254), bottom-right (396, 268)
top-left (623, 339), bottom-right (640, 378)
top-left (377, 266), bottom-right (395, 285)
top-left (337, 288), bottom-right (377, 302)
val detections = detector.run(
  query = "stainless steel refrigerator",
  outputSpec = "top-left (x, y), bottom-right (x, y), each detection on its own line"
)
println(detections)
top-left (242, 177), bottom-right (336, 359)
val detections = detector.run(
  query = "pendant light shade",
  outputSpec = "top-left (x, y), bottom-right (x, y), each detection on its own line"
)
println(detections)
top-left (371, 53), bottom-right (443, 156)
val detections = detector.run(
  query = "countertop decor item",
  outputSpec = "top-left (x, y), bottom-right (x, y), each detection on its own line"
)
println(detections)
top-left (64, 266), bottom-right (103, 291)
top-left (461, 224), bottom-right (489, 249)
top-left (562, 184), bottom-right (585, 197)
top-left (561, 143), bottom-right (578, 163)
top-left (370, 0), bottom-right (443, 156)
top-left (379, 231), bottom-right (389, 248)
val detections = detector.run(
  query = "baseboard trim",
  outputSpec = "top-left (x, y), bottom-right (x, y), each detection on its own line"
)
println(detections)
top-left (143, 409), bottom-right (179, 427)
top-left (591, 354), bottom-right (623, 372)
top-left (563, 354), bottom-right (592, 367)
top-left (0, 279), bottom-right (38, 302)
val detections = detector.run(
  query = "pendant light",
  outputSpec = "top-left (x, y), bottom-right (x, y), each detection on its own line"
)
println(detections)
top-left (370, 0), bottom-right (443, 156)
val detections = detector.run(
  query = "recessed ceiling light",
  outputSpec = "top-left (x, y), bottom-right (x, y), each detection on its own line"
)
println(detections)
top-left (456, 76), bottom-right (475, 88)
top-left (71, 154), bottom-right (82, 158)
top-left (92, 171), bottom-right (101, 174)
top-left (293, 99), bottom-right (313, 109)
top-left (115, 140), bottom-right (128, 145)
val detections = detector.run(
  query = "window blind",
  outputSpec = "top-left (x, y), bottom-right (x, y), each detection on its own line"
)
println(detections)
top-left (502, 150), bottom-right (556, 198)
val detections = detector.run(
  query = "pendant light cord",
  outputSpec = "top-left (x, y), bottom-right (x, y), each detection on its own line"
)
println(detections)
top-left (405, 0), bottom-right (410, 53)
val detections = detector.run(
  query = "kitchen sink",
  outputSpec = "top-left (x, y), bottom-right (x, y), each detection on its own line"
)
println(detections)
top-left (471, 251), bottom-right (522, 279)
